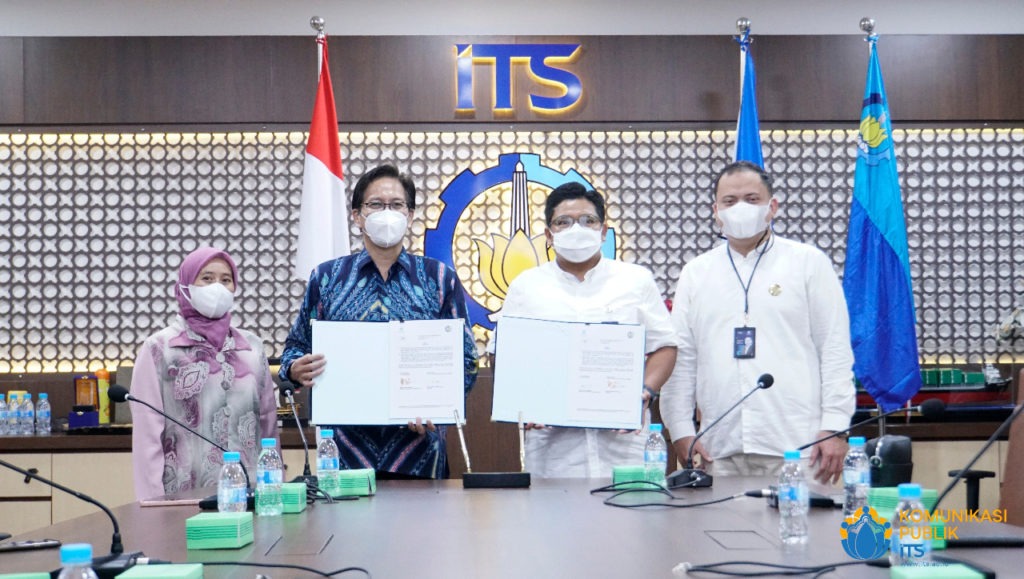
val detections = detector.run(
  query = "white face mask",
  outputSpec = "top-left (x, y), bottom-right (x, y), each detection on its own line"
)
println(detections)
top-left (552, 224), bottom-right (604, 263)
top-left (182, 283), bottom-right (234, 319)
top-left (717, 201), bottom-right (771, 240)
top-left (363, 209), bottom-right (408, 248)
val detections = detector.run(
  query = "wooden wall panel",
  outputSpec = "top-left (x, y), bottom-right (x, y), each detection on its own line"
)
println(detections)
top-left (5, 35), bottom-right (1024, 126)
top-left (0, 37), bottom-right (24, 124)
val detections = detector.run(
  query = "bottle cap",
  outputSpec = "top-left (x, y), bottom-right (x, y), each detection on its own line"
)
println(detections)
top-left (60, 543), bottom-right (93, 565)
top-left (897, 483), bottom-right (922, 499)
top-left (849, 436), bottom-right (865, 446)
top-left (649, 423), bottom-right (663, 433)
top-left (39, 393), bottom-right (48, 400)
top-left (261, 438), bottom-right (276, 448)
top-left (223, 451), bottom-right (241, 463)
top-left (321, 429), bottom-right (334, 438)
top-left (783, 450), bottom-right (801, 461)
top-left (24, 392), bottom-right (31, 400)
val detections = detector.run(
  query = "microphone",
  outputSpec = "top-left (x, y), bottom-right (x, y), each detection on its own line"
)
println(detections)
top-left (108, 384), bottom-right (253, 510)
top-left (281, 384), bottom-right (317, 487)
top-left (795, 398), bottom-right (946, 451)
top-left (932, 401), bottom-right (1024, 516)
top-left (666, 373), bottom-right (774, 489)
top-left (0, 458), bottom-right (147, 578)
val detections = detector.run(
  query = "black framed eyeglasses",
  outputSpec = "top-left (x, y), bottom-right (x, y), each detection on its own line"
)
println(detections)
top-left (361, 200), bottom-right (409, 213)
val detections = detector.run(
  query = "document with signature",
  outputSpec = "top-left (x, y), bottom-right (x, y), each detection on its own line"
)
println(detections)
top-left (492, 316), bottom-right (645, 429)
top-left (310, 319), bottom-right (464, 425)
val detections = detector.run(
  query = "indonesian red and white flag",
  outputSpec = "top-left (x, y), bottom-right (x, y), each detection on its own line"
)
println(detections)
top-left (294, 35), bottom-right (349, 279)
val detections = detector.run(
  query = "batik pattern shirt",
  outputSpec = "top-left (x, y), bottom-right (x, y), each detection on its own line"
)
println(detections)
top-left (131, 316), bottom-right (279, 500)
top-left (281, 249), bottom-right (479, 479)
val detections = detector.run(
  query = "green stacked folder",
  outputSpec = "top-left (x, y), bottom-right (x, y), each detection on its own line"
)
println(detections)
top-left (115, 564), bottom-right (204, 579)
top-left (281, 482), bottom-right (308, 513)
top-left (336, 468), bottom-right (376, 497)
top-left (890, 564), bottom-right (984, 579)
top-left (185, 511), bottom-right (254, 550)
top-left (612, 465), bottom-right (656, 489)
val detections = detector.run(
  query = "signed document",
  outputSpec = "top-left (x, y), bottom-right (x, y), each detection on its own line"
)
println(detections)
top-left (492, 316), bottom-right (645, 429)
top-left (310, 319), bottom-right (465, 425)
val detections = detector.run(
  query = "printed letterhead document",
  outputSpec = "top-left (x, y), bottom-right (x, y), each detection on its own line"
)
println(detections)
top-left (310, 319), bottom-right (465, 425)
top-left (492, 316), bottom-right (645, 429)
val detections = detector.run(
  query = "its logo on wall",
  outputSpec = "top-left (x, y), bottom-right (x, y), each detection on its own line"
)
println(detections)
top-left (455, 44), bottom-right (583, 114)
top-left (839, 506), bottom-right (891, 560)
top-left (424, 153), bottom-right (616, 330)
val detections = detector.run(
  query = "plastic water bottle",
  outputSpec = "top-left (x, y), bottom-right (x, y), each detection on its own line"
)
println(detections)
top-left (778, 450), bottom-right (809, 547)
top-left (36, 393), bottom-right (52, 436)
top-left (217, 451), bottom-right (249, 513)
top-left (317, 429), bottom-right (341, 497)
top-left (0, 394), bottom-right (8, 436)
top-left (6, 394), bottom-right (19, 435)
top-left (57, 543), bottom-right (99, 579)
top-left (890, 483), bottom-right (932, 566)
top-left (643, 423), bottom-right (668, 487)
top-left (256, 438), bottom-right (284, 516)
top-left (21, 393), bottom-right (35, 436)
top-left (842, 436), bottom-right (870, 517)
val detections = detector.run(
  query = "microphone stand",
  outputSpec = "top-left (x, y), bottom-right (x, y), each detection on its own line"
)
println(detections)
top-left (0, 458), bottom-right (148, 578)
top-left (283, 387), bottom-right (317, 487)
top-left (796, 400), bottom-right (944, 451)
top-left (116, 390), bottom-right (253, 510)
top-left (0, 458), bottom-right (124, 555)
top-left (932, 401), bottom-right (1024, 515)
top-left (667, 375), bottom-right (773, 489)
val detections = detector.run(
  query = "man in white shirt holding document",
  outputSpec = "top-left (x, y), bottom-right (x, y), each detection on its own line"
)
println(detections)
top-left (495, 182), bottom-right (678, 478)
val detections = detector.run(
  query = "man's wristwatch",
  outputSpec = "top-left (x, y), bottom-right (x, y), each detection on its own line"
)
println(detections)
top-left (643, 385), bottom-right (660, 401)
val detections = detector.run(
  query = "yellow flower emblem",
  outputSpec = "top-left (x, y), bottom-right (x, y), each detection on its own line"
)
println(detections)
top-left (859, 116), bottom-right (887, 149)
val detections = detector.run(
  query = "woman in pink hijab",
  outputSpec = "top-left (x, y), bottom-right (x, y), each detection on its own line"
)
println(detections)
top-left (130, 247), bottom-right (279, 501)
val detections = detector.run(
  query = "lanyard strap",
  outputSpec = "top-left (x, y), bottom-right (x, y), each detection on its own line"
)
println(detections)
top-left (725, 232), bottom-right (772, 323)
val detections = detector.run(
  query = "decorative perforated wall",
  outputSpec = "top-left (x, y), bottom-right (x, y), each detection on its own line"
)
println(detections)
top-left (1, 127), bottom-right (1022, 372)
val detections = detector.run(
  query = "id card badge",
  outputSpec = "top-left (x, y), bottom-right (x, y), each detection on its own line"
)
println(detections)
top-left (733, 327), bottom-right (756, 359)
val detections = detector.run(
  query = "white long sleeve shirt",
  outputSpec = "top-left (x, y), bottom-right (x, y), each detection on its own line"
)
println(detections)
top-left (660, 236), bottom-right (855, 460)
top-left (496, 258), bottom-right (678, 478)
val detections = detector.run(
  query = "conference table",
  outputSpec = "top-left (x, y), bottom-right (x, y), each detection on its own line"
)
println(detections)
top-left (3, 477), bottom-right (1022, 578)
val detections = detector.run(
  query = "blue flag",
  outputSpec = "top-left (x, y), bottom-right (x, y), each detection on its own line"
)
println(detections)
top-left (734, 33), bottom-right (763, 167)
top-left (843, 36), bottom-right (921, 411)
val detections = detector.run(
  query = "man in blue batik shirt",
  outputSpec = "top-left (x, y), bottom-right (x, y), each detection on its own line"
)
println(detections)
top-left (281, 164), bottom-right (479, 479)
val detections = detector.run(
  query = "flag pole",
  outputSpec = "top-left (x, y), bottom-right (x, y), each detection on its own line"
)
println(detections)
top-left (861, 16), bottom-right (886, 438)
top-left (735, 17), bottom-right (750, 105)
top-left (311, 15), bottom-right (326, 76)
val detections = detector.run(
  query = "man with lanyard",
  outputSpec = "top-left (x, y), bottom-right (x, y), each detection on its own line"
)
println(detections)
top-left (661, 161), bottom-right (855, 484)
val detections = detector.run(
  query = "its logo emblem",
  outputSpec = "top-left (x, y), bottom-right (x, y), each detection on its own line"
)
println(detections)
top-left (424, 153), bottom-right (616, 330)
top-left (839, 506), bottom-right (891, 560)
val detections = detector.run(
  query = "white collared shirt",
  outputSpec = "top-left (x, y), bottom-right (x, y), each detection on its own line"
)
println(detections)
top-left (495, 257), bottom-right (678, 478)
top-left (661, 236), bottom-right (855, 460)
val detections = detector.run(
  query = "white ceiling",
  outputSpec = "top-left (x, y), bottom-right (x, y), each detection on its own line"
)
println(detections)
top-left (3, 0), bottom-right (1023, 36)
